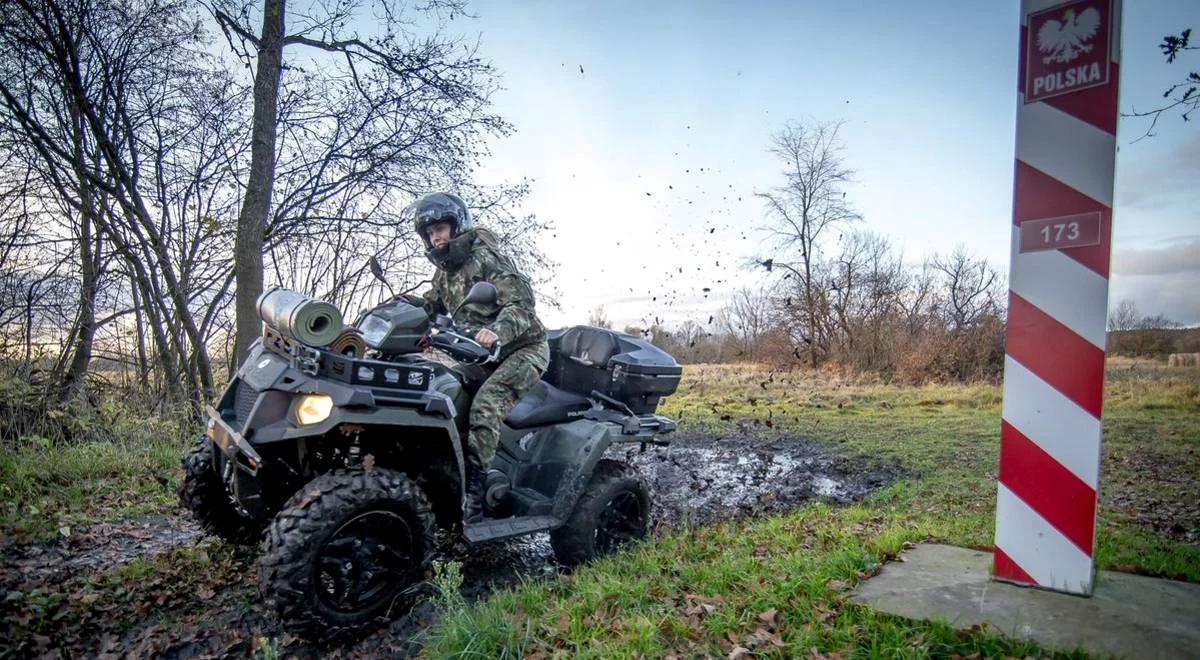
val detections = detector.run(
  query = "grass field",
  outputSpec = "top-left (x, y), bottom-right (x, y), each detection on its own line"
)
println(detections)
top-left (421, 360), bottom-right (1200, 658)
top-left (1, 359), bottom-right (1197, 657)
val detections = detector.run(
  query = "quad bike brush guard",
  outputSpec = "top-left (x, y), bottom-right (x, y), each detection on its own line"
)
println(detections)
top-left (181, 284), bottom-right (682, 638)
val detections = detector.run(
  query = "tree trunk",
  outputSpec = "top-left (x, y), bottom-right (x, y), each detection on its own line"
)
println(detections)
top-left (130, 271), bottom-right (184, 402)
top-left (57, 211), bottom-right (98, 399)
top-left (24, 288), bottom-right (34, 367)
top-left (57, 113), bottom-right (102, 400)
top-left (131, 274), bottom-right (148, 389)
top-left (804, 257), bottom-right (817, 369)
top-left (233, 0), bottom-right (286, 363)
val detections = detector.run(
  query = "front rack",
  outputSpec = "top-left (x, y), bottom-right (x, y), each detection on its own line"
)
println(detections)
top-left (262, 326), bottom-right (434, 392)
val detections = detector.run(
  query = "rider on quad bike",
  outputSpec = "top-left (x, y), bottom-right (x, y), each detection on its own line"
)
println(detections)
top-left (179, 194), bottom-right (682, 639)
top-left (405, 192), bottom-right (549, 522)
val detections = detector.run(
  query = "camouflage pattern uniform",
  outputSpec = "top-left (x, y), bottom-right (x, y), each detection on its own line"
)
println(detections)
top-left (418, 228), bottom-right (549, 468)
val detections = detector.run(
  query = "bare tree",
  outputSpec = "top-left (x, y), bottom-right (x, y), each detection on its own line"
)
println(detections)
top-left (931, 246), bottom-right (1002, 330)
top-left (2, 0), bottom-right (543, 414)
top-left (1, 0), bottom-right (250, 402)
top-left (1108, 299), bottom-right (1139, 332)
top-left (718, 286), bottom-right (775, 360)
top-left (587, 305), bottom-right (612, 329)
top-left (220, 0), bottom-right (284, 364)
top-left (825, 231), bottom-right (907, 370)
top-left (756, 120), bottom-right (861, 367)
top-left (1108, 300), bottom-right (1184, 356)
top-left (209, 0), bottom-right (512, 361)
top-left (900, 260), bottom-right (939, 339)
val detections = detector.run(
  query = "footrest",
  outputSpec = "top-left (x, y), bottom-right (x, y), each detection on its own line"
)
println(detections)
top-left (508, 486), bottom-right (553, 516)
top-left (463, 515), bottom-right (557, 544)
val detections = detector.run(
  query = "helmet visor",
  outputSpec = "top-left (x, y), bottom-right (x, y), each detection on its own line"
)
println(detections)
top-left (412, 196), bottom-right (462, 227)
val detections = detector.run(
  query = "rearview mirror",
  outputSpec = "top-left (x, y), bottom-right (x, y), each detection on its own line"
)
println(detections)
top-left (367, 255), bottom-right (395, 297)
top-left (452, 281), bottom-right (498, 317)
top-left (463, 281), bottom-right (498, 306)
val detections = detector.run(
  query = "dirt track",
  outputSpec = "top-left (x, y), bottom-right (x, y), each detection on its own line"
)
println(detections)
top-left (0, 433), bottom-right (900, 658)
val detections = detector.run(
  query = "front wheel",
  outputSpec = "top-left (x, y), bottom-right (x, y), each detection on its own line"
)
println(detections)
top-left (551, 460), bottom-right (652, 567)
top-left (179, 436), bottom-right (264, 545)
top-left (258, 469), bottom-right (435, 639)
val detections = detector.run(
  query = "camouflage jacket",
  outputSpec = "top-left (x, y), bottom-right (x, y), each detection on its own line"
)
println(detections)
top-left (420, 228), bottom-right (547, 354)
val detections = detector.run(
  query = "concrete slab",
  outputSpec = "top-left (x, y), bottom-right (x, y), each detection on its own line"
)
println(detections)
top-left (850, 544), bottom-right (1200, 659)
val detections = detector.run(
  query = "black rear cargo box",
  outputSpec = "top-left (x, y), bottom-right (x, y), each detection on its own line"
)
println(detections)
top-left (545, 326), bottom-right (682, 414)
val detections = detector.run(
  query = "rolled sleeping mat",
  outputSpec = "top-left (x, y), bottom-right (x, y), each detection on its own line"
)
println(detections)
top-left (329, 328), bottom-right (368, 357)
top-left (256, 287), bottom-right (344, 347)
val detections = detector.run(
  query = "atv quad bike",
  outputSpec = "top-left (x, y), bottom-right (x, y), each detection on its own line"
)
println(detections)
top-left (180, 283), bottom-right (681, 638)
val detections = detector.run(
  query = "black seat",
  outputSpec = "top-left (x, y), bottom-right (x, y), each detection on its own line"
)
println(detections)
top-left (559, 326), bottom-right (620, 367)
top-left (505, 380), bottom-right (592, 429)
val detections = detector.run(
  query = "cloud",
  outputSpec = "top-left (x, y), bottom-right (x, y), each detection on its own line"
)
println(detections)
top-left (1117, 132), bottom-right (1200, 210)
top-left (1109, 270), bottom-right (1200, 326)
top-left (1112, 238), bottom-right (1200, 276)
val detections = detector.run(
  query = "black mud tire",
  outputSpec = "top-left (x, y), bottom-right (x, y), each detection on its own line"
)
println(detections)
top-left (179, 436), bottom-right (264, 545)
top-left (258, 469), bottom-right (435, 640)
top-left (551, 459), bottom-right (651, 567)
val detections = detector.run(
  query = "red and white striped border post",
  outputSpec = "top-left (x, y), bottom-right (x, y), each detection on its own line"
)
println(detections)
top-left (994, 0), bottom-right (1121, 595)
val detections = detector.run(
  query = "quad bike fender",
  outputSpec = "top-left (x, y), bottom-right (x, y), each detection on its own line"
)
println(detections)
top-left (523, 420), bottom-right (624, 523)
top-left (205, 403), bottom-right (467, 519)
top-left (280, 406), bottom-right (468, 487)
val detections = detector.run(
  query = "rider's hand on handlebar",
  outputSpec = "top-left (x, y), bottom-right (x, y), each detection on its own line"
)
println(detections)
top-left (475, 328), bottom-right (499, 349)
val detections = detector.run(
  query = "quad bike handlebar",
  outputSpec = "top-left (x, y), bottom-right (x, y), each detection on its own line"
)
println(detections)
top-left (428, 316), bottom-right (502, 365)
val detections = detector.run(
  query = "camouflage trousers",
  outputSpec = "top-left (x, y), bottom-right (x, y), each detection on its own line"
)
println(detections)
top-left (467, 341), bottom-right (550, 467)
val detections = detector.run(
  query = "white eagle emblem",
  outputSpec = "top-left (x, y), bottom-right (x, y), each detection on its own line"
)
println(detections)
top-left (1037, 6), bottom-right (1102, 64)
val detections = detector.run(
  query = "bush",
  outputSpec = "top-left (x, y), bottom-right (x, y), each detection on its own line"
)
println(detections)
top-left (894, 317), bottom-right (1005, 385)
top-left (0, 364), bottom-right (195, 449)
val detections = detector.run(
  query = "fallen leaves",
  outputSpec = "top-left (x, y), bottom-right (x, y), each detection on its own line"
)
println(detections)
top-left (745, 627), bottom-right (786, 649)
top-left (682, 592), bottom-right (723, 621)
top-left (826, 578), bottom-right (850, 592)
top-left (811, 602), bottom-right (838, 624)
top-left (1, 540), bottom-right (253, 656)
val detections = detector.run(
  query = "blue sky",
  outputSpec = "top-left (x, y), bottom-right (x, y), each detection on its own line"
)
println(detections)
top-left (465, 0), bottom-right (1198, 328)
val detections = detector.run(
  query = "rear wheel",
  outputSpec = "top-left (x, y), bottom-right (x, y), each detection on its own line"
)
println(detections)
top-left (258, 469), bottom-right (435, 639)
top-left (551, 459), bottom-right (651, 566)
top-left (179, 436), bottom-right (264, 545)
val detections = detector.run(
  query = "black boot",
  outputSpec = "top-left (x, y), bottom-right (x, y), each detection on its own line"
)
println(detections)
top-left (463, 459), bottom-right (487, 523)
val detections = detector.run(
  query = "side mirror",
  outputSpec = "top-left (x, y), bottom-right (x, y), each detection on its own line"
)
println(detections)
top-left (367, 255), bottom-right (395, 298)
top-left (463, 281), bottom-right (498, 306)
top-left (452, 281), bottom-right (498, 317)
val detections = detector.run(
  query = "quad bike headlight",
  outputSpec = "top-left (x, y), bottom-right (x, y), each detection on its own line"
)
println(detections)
top-left (295, 394), bottom-right (334, 426)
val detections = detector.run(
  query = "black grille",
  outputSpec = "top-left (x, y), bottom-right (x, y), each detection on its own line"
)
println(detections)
top-left (234, 381), bottom-right (260, 423)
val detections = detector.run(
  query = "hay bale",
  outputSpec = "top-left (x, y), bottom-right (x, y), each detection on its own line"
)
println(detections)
top-left (1167, 353), bottom-right (1199, 367)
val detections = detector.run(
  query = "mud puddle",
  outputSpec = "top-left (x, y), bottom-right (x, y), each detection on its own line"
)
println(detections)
top-left (620, 433), bottom-right (897, 528)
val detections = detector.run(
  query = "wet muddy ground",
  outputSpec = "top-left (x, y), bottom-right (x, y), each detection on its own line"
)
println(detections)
top-left (0, 433), bottom-right (900, 658)
top-left (622, 433), bottom-right (901, 528)
top-left (0, 516), bottom-right (205, 589)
